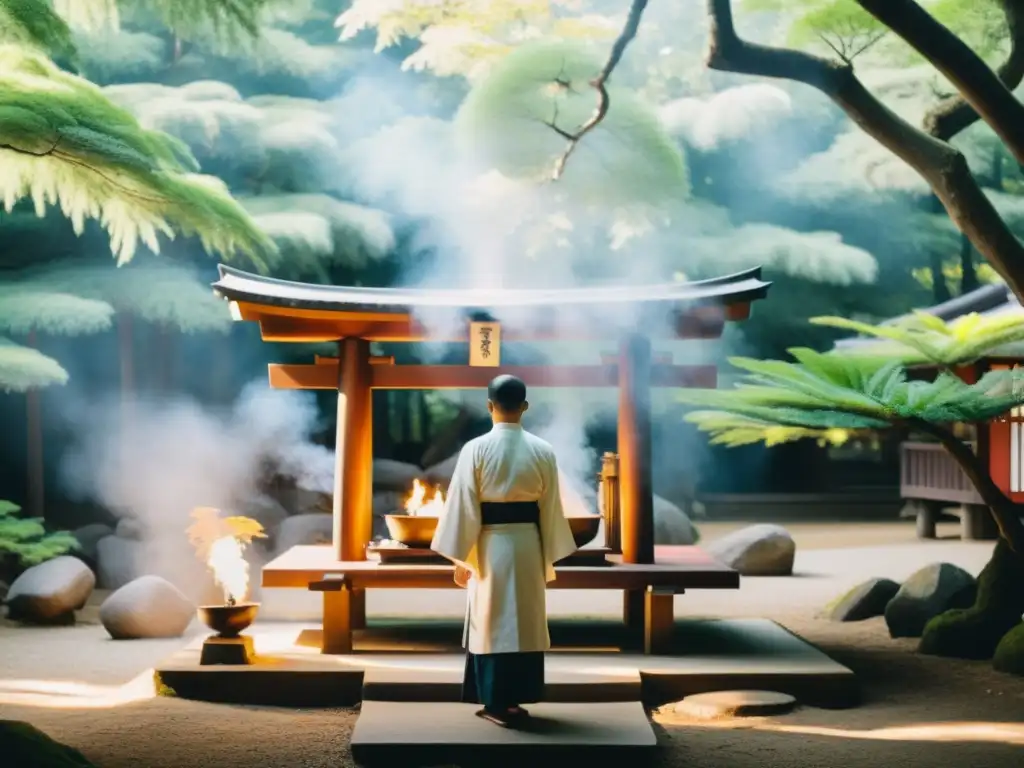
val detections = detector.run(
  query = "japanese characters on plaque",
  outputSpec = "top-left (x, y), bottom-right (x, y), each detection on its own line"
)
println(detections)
top-left (469, 321), bottom-right (501, 367)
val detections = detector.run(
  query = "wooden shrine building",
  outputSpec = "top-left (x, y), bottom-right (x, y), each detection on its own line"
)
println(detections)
top-left (212, 264), bottom-right (771, 655)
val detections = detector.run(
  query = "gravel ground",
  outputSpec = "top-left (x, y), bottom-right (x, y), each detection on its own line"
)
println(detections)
top-left (1, 524), bottom-right (1022, 768)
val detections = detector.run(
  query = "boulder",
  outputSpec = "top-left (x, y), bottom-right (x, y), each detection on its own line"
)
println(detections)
top-left (373, 459), bottom-right (423, 491)
top-left (240, 495), bottom-right (290, 541)
top-left (425, 453), bottom-right (460, 487)
top-left (653, 495), bottom-right (699, 545)
top-left (275, 513), bottom-right (333, 555)
top-left (993, 621), bottom-right (1024, 675)
top-left (271, 487), bottom-right (330, 516)
top-left (99, 575), bottom-right (194, 639)
top-left (96, 535), bottom-right (143, 590)
top-left (824, 578), bottom-right (901, 622)
top-left (72, 523), bottom-right (114, 566)
top-left (885, 562), bottom-right (977, 639)
top-left (0, 720), bottom-right (98, 767)
top-left (705, 524), bottom-right (794, 575)
top-left (919, 539), bottom-right (1024, 658)
top-left (115, 517), bottom-right (146, 541)
top-left (5, 556), bottom-right (96, 624)
top-left (373, 490), bottom-right (407, 517)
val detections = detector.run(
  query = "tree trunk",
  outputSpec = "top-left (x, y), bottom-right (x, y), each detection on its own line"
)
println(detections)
top-left (24, 330), bottom-right (44, 521)
top-left (930, 250), bottom-right (952, 302)
top-left (118, 313), bottom-right (135, 452)
top-left (915, 419), bottom-right (1024, 553)
top-left (959, 233), bottom-right (979, 294)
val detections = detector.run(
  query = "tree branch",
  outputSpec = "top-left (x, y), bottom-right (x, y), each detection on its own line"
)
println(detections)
top-left (908, 417), bottom-right (1024, 553)
top-left (550, 0), bottom-right (649, 180)
top-left (856, 0), bottom-right (1024, 163)
top-left (0, 138), bottom-right (61, 157)
top-left (922, 0), bottom-right (1024, 141)
top-left (703, 0), bottom-right (1024, 300)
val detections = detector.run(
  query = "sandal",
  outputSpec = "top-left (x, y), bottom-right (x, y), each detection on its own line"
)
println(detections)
top-left (509, 706), bottom-right (530, 718)
top-left (475, 708), bottom-right (511, 727)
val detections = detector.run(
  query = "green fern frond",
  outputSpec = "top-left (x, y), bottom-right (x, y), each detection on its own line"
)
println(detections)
top-left (0, 336), bottom-right (68, 391)
top-left (682, 351), bottom-right (1024, 449)
top-left (0, 44), bottom-right (276, 267)
top-left (0, 499), bottom-right (77, 566)
top-left (684, 410), bottom-right (860, 448)
top-left (812, 308), bottom-right (1024, 366)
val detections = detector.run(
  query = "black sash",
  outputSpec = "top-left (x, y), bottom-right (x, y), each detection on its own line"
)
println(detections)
top-left (480, 501), bottom-right (540, 526)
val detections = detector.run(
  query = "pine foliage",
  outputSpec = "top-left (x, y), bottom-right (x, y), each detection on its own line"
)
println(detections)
top-left (0, 44), bottom-right (276, 266)
top-left (52, 0), bottom-right (273, 48)
top-left (0, 0), bottom-right (76, 60)
top-left (680, 347), bottom-right (1024, 448)
top-left (0, 499), bottom-right (77, 566)
top-left (456, 40), bottom-right (688, 207)
top-left (0, 337), bottom-right (68, 391)
top-left (0, 282), bottom-right (114, 336)
top-left (812, 308), bottom-right (1024, 365)
top-left (336, 0), bottom-right (616, 79)
top-left (242, 193), bottom-right (396, 277)
top-left (12, 257), bottom-right (232, 332)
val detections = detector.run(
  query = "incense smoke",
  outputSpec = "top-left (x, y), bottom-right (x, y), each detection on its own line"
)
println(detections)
top-left (58, 381), bottom-right (333, 599)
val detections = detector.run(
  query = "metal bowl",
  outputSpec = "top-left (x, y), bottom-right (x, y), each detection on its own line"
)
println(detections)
top-left (384, 515), bottom-right (439, 548)
top-left (197, 602), bottom-right (259, 637)
top-left (567, 515), bottom-right (600, 548)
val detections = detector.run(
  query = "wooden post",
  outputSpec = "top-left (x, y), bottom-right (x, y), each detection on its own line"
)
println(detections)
top-left (618, 333), bottom-right (655, 564)
top-left (25, 330), bottom-right (44, 520)
top-left (334, 338), bottom-right (373, 632)
top-left (644, 586), bottom-right (675, 655)
top-left (600, 452), bottom-right (621, 554)
top-left (334, 337), bottom-right (374, 562)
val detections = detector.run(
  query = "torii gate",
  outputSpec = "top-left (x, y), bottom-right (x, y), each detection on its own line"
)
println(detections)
top-left (212, 264), bottom-right (770, 651)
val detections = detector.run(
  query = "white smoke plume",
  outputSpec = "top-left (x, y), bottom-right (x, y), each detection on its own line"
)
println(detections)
top-left (57, 381), bottom-right (332, 597)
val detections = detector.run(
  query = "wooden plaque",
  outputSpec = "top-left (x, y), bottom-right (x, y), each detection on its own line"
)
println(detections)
top-left (469, 322), bottom-right (501, 367)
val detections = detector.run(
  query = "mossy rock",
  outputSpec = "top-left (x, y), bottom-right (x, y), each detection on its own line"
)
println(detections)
top-left (0, 721), bottom-right (97, 767)
top-left (993, 622), bottom-right (1024, 675)
top-left (919, 539), bottom-right (1024, 659)
top-left (823, 577), bottom-right (900, 622)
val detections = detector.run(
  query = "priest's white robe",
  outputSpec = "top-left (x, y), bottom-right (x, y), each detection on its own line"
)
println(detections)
top-left (431, 422), bottom-right (577, 655)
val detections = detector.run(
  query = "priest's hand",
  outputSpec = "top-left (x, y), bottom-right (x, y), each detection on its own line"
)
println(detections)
top-left (454, 565), bottom-right (471, 588)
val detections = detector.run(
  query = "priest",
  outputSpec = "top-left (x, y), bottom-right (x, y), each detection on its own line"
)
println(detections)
top-left (431, 374), bottom-right (577, 727)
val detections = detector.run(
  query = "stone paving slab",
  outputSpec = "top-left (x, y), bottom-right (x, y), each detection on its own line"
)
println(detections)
top-left (350, 700), bottom-right (657, 766)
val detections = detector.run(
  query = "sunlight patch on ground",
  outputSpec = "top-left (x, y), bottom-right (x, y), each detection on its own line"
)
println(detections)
top-left (0, 669), bottom-right (156, 709)
top-left (656, 711), bottom-right (1024, 745)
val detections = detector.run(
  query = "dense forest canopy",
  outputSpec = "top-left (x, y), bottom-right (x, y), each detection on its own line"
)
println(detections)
top-left (1, 0), bottom-right (1023, 511)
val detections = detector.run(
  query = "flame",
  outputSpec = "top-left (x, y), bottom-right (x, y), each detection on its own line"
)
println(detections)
top-left (207, 535), bottom-right (250, 605)
top-left (404, 478), bottom-right (445, 517)
top-left (187, 507), bottom-right (266, 605)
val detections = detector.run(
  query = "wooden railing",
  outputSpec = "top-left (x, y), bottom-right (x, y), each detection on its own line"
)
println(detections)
top-left (900, 441), bottom-right (983, 504)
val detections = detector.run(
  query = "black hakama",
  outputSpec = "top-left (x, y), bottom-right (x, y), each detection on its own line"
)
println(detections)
top-left (461, 651), bottom-right (544, 710)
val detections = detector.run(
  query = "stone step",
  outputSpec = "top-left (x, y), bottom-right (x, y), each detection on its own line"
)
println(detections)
top-left (361, 653), bottom-right (641, 702)
top-left (350, 700), bottom-right (657, 767)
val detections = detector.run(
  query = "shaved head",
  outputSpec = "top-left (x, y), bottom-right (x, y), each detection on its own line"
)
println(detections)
top-left (487, 374), bottom-right (527, 414)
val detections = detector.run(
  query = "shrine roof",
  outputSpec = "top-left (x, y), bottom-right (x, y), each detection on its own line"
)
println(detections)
top-left (212, 264), bottom-right (770, 315)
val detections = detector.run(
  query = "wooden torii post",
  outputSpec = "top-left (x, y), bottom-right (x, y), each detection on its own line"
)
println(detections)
top-left (213, 266), bottom-right (770, 633)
